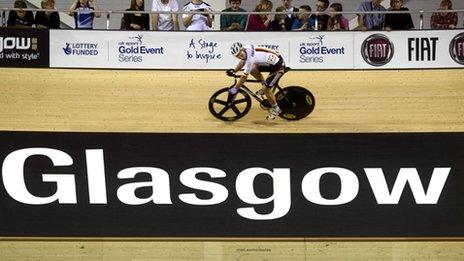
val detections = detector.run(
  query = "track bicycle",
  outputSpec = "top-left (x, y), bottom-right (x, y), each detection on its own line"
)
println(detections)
top-left (208, 70), bottom-right (315, 121)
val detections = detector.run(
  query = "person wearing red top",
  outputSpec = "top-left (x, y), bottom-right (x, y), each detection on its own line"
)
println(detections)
top-left (246, 0), bottom-right (272, 31)
top-left (430, 0), bottom-right (457, 29)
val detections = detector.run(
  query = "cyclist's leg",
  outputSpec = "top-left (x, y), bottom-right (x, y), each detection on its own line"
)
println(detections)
top-left (263, 65), bottom-right (286, 106)
top-left (250, 65), bottom-right (265, 82)
top-left (252, 65), bottom-right (281, 120)
top-left (265, 58), bottom-right (287, 89)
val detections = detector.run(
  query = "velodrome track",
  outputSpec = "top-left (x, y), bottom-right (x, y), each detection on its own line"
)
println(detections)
top-left (0, 68), bottom-right (463, 133)
top-left (0, 68), bottom-right (463, 259)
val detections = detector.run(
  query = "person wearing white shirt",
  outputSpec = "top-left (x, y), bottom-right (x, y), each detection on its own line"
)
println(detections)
top-left (151, 0), bottom-right (179, 30)
top-left (182, 0), bottom-right (213, 31)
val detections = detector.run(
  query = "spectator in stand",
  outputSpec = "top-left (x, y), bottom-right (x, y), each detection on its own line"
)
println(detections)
top-left (246, 0), bottom-right (272, 31)
top-left (123, 0), bottom-right (149, 30)
top-left (7, 0), bottom-right (34, 28)
top-left (69, 0), bottom-right (101, 29)
top-left (182, 0), bottom-right (213, 31)
top-left (310, 0), bottom-right (330, 30)
top-left (268, 6), bottom-right (287, 31)
top-left (430, 0), bottom-right (457, 29)
top-left (35, 0), bottom-right (60, 29)
top-left (151, 0), bottom-right (179, 31)
top-left (384, 0), bottom-right (413, 30)
top-left (291, 5), bottom-right (315, 31)
top-left (327, 3), bottom-right (349, 30)
top-left (357, 0), bottom-right (386, 31)
top-left (281, 0), bottom-right (299, 31)
top-left (220, 0), bottom-right (247, 31)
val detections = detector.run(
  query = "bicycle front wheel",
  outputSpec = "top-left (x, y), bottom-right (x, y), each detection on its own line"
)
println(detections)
top-left (275, 86), bottom-right (315, 120)
top-left (208, 87), bottom-right (252, 121)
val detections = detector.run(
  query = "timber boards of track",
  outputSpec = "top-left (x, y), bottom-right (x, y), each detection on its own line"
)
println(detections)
top-left (0, 68), bottom-right (463, 133)
top-left (0, 68), bottom-right (463, 260)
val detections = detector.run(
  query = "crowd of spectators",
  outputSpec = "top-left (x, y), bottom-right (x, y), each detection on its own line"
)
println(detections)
top-left (3, 0), bottom-right (463, 30)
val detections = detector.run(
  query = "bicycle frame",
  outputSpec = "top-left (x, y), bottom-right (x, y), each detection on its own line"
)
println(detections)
top-left (229, 75), bottom-right (282, 105)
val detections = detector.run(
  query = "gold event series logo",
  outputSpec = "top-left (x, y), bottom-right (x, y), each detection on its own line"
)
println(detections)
top-left (449, 33), bottom-right (464, 65)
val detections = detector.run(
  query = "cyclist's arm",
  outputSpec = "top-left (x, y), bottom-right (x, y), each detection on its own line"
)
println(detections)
top-left (233, 59), bottom-right (248, 89)
top-left (234, 74), bottom-right (248, 89)
top-left (234, 59), bottom-right (246, 73)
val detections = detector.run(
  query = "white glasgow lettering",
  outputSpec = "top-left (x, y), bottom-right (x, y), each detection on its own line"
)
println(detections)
top-left (0, 37), bottom-right (31, 52)
top-left (1, 148), bottom-right (452, 220)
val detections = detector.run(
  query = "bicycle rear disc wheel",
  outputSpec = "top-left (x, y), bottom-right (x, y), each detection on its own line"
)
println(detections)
top-left (208, 87), bottom-right (252, 121)
top-left (275, 86), bottom-right (315, 120)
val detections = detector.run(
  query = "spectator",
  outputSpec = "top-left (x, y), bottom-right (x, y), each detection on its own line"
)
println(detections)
top-left (151, 0), bottom-right (179, 31)
top-left (123, 0), bottom-right (149, 30)
top-left (281, 0), bottom-right (299, 31)
top-left (220, 0), bottom-right (247, 31)
top-left (268, 6), bottom-right (286, 31)
top-left (182, 0), bottom-right (213, 31)
top-left (310, 0), bottom-right (330, 31)
top-left (384, 0), bottom-right (413, 30)
top-left (69, 0), bottom-right (101, 29)
top-left (357, 0), bottom-right (386, 31)
top-left (430, 0), bottom-right (457, 29)
top-left (291, 5), bottom-right (315, 31)
top-left (7, 0), bottom-right (34, 28)
top-left (35, 0), bottom-right (60, 29)
top-left (327, 3), bottom-right (349, 30)
top-left (246, 0), bottom-right (272, 31)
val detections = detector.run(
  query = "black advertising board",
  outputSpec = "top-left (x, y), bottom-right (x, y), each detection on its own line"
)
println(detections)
top-left (0, 131), bottom-right (463, 238)
top-left (0, 28), bottom-right (49, 68)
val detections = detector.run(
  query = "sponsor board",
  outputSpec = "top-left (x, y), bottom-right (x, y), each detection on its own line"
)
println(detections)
top-left (361, 34), bottom-right (394, 66)
top-left (47, 29), bottom-right (464, 70)
top-left (113, 33), bottom-right (165, 66)
top-left (355, 30), bottom-right (464, 69)
top-left (0, 28), bottom-right (49, 68)
top-left (291, 33), bottom-right (353, 69)
top-left (449, 32), bottom-right (464, 65)
top-left (0, 131), bottom-right (463, 237)
top-left (50, 30), bottom-right (107, 68)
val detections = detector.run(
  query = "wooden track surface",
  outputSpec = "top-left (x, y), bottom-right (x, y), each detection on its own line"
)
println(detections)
top-left (0, 68), bottom-right (463, 132)
top-left (0, 68), bottom-right (463, 260)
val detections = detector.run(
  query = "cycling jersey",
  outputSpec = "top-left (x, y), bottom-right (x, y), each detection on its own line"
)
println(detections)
top-left (242, 45), bottom-right (282, 75)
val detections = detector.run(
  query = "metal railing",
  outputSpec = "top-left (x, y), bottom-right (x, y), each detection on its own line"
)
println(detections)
top-left (1, 7), bottom-right (463, 30)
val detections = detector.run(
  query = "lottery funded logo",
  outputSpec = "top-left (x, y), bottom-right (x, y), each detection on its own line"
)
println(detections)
top-left (449, 33), bottom-right (464, 65)
top-left (361, 34), bottom-right (394, 66)
top-left (62, 42), bottom-right (99, 56)
top-left (299, 35), bottom-right (346, 64)
top-left (118, 34), bottom-right (164, 63)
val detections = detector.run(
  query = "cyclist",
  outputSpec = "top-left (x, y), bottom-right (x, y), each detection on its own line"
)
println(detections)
top-left (227, 42), bottom-right (286, 120)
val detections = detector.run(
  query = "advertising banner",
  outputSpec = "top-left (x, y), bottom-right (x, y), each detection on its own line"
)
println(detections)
top-left (0, 131), bottom-right (463, 238)
top-left (47, 29), bottom-right (464, 70)
top-left (49, 30), bottom-right (109, 68)
top-left (289, 32), bottom-right (354, 69)
top-left (0, 27), bottom-right (49, 68)
top-left (355, 30), bottom-right (464, 69)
